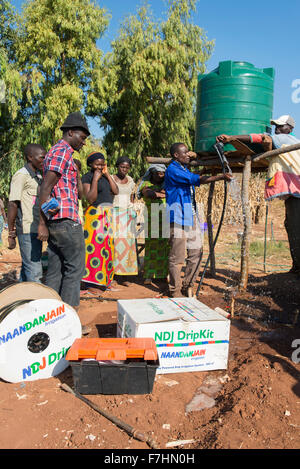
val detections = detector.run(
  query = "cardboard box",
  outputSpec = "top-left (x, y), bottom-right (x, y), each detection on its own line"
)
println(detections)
top-left (117, 297), bottom-right (230, 375)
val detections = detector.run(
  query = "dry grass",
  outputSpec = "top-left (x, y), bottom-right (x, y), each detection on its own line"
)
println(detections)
top-left (195, 174), bottom-right (266, 226)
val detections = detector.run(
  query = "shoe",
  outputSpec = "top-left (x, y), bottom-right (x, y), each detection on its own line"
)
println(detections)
top-left (168, 291), bottom-right (182, 298)
top-left (144, 278), bottom-right (152, 285)
top-left (288, 267), bottom-right (300, 274)
top-left (82, 325), bottom-right (92, 336)
top-left (181, 287), bottom-right (195, 298)
top-left (105, 284), bottom-right (120, 292)
top-left (80, 290), bottom-right (99, 298)
top-left (122, 280), bottom-right (132, 287)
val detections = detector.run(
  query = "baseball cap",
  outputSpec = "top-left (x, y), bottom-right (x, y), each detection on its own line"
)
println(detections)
top-left (60, 112), bottom-right (90, 135)
top-left (270, 115), bottom-right (295, 128)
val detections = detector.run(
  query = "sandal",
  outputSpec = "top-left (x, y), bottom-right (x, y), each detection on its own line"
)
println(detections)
top-left (105, 284), bottom-right (121, 292)
top-left (80, 290), bottom-right (100, 298)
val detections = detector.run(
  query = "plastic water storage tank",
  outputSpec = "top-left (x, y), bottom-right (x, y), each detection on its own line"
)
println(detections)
top-left (194, 61), bottom-right (275, 153)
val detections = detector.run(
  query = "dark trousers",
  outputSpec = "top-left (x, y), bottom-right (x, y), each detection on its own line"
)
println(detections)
top-left (46, 219), bottom-right (85, 308)
top-left (285, 196), bottom-right (300, 271)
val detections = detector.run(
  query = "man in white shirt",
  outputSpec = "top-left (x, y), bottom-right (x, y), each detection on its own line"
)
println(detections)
top-left (8, 144), bottom-right (46, 282)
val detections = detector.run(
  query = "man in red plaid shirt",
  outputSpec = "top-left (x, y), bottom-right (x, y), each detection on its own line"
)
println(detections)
top-left (38, 112), bottom-right (90, 310)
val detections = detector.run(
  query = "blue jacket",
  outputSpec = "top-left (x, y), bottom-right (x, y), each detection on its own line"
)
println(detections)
top-left (165, 160), bottom-right (201, 226)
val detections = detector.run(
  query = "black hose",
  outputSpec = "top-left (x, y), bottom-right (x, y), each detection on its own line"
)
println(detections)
top-left (195, 179), bottom-right (228, 297)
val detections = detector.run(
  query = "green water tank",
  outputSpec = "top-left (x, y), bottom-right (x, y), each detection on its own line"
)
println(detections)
top-left (194, 61), bottom-right (275, 153)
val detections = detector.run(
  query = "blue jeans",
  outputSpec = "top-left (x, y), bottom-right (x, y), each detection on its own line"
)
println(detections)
top-left (45, 219), bottom-right (85, 308)
top-left (18, 233), bottom-right (43, 283)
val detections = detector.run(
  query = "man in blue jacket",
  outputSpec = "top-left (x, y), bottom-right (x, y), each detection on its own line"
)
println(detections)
top-left (165, 142), bottom-right (232, 297)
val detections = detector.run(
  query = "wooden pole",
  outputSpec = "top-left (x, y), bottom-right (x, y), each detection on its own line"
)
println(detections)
top-left (145, 156), bottom-right (245, 167)
top-left (251, 142), bottom-right (300, 163)
top-left (264, 204), bottom-right (269, 273)
top-left (207, 182), bottom-right (216, 275)
top-left (146, 143), bottom-right (300, 168)
top-left (239, 156), bottom-right (252, 290)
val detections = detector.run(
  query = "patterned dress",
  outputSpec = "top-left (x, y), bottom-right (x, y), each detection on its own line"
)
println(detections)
top-left (140, 181), bottom-right (170, 279)
top-left (82, 206), bottom-right (115, 287)
top-left (113, 175), bottom-right (138, 276)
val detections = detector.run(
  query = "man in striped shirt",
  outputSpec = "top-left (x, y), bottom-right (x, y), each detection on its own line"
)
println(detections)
top-left (38, 112), bottom-right (90, 309)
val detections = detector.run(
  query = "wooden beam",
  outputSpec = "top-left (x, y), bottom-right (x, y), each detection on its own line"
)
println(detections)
top-left (145, 142), bottom-right (300, 169)
top-left (251, 142), bottom-right (300, 162)
top-left (207, 182), bottom-right (216, 276)
top-left (145, 156), bottom-right (246, 167)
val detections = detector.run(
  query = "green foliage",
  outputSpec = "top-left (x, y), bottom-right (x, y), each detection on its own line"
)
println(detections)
top-left (0, 0), bottom-right (18, 59)
top-left (0, 2), bottom-right (25, 198)
top-left (17, 0), bottom-right (110, 146)
top-left (87, 0), bottom-right (214, 179)
top-left (0, 0), bottom-right (214, 197)
top-left (0, 0), bottom-right (109, 198)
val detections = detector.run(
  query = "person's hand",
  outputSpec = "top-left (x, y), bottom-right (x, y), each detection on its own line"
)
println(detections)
top-left (47, 206), bottom-right (60, 216)
top-left (37, 223), bottom-right (49, 242)
top-left (223, 173), bottom-right (233, 182)
top-left (8, 236), bottom-right (16, 250)
top-left (102, 164), bottom-right (109, 177)
top-left (93, 169), bottom-right (103, 181)
top-left (155, 191), bottom-right (166, 199)
top-left (216, 134), bottom-right (232, 143)
top-left (187, 151), bottom-right (198, 159)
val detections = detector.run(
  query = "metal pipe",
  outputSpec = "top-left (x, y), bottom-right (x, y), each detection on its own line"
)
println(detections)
top-left (60, 383), bottom-right (159, 449)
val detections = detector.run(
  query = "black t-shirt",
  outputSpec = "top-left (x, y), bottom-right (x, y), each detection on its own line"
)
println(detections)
top-left (82, 171), bottom-right (113, 207)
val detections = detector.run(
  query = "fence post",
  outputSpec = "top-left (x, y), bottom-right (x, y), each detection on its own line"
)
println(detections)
top-left (264, 204), bottom-right (269, 273)
top-left (239, 157), bottom-right (252, 290)
top-left (207, 181), bottom-right (216, 276)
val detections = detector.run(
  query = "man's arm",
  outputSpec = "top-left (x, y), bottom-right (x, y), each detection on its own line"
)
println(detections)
top-left (200, 173), bottom-right (232, 184)
top-left (37, 171), bottom-right (60, 242)
top-left (216, 134), bottom-right (252, 144)
top-left (76, 168), bottom-right (83, 200)
top-left (7, 201), bottom-right (18, 250)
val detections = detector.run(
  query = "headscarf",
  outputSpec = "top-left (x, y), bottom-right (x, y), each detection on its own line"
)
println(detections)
top-left (137, 164), bottom-right (167, 199)
top-left (87, 152), bottom-right (105, 167)
top-left (116, 156), bottom-right (132, 167)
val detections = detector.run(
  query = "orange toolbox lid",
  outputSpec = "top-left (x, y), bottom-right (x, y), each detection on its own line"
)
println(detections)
top-left (66, 338), bottom-right (158, 362)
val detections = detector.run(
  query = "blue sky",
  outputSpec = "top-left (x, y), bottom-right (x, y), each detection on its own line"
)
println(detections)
top-left (10, 0), bottom-right (300, 141)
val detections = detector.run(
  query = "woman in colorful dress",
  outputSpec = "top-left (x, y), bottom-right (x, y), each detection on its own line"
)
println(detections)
top-left (81, 152), bottom-right (119, 290)
top-left (112, 156), bottom-right (138, 284)
top-left (138, 164), bottom-right (169, 284)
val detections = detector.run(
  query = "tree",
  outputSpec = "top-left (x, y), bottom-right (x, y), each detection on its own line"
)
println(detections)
top-left (87, 0), bottom-right (214, 177)
top-left (0, 0), bottom-right (109, 198)
top-left (0, 1), bottom-right (26, 198)
top-left (16, 0), bottom-right (110, 146)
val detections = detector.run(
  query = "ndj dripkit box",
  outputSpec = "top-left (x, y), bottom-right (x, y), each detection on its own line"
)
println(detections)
top-left (117, 297), bottom-right (230, 374)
